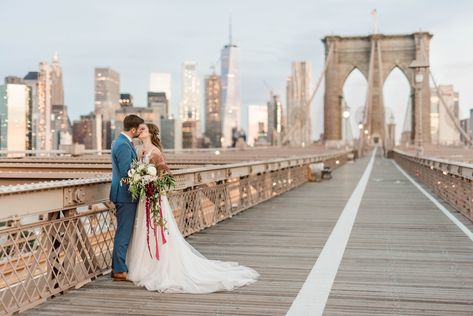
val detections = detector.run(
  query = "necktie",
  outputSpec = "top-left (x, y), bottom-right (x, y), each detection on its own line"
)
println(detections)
top-left (130, 140), bottom-right (137, 156)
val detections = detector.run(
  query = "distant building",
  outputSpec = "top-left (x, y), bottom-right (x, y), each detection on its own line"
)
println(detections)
top-left (37, 62), bottom-right (53, 151)
top-left (204, 73), bottom-right (222, 147)
top-left (220, 19), bottom-right (241, 147)
top-left (46, 54), bottom-right (71, 150)
top-left (114, 106), bottom-right (158, 135)
top-left (119, 93), bottom-right (133, 107)
top-left (4, 76), bottom-right (23, 84)
top-left (460, 118), bottom-right (471, 145)
top-left (149, 72), bottom-right (171, 111)
top-left (286, 61), bottom-right (311, 146)
top-left (23, 72), bottom-right (40, 150)
top-left (148, 92), bottom-right (169, 119)
top-left (95, 68), bottom-right (120, 149)
top-left (51, 53), bottom-right (65, 107)
top-left (95, 68), bottom-right (120, 122)
top-left (430, 85), bottom-right (460, 146)
top-left (73, 112), bottom-right (102, 150)
top-left (182, 120), bottom-right (198, 149)
top-left (51, 104), bottom-right (72, 150)
top-left (0, 80), bottom-right (31, 155)
top-left (247, 104), bottom-right (268, 146)
top-left (12, 55), bottom-right (70, 153)
top-left (161, 117), bottom-right (182, 150)
top-left (470, 108), bottom-right (473, 142)
top-left (267, 93), bottom-right (284, 146)
top-left (180, 62), bottom-right (200, 123)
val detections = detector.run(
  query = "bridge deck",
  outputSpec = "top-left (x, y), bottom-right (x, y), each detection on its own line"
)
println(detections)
top-left (25, 153), bottom-right (473, 315)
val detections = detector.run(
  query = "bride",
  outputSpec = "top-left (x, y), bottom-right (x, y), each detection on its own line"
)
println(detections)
top-left (126, 123), bottom-right (259, 293)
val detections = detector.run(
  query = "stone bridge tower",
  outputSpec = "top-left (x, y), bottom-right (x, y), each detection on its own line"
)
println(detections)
top-left (322, 32), bottom-right (432, 146)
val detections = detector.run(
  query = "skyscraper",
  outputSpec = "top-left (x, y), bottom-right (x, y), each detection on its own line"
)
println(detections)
top-left (161, 117), bottom-right (182, 150)
top-left (204, 72), bottom-right (222, 147)
top-left (286, 61), bottom-right (311, 146)
top-left (95, 68), bottom-right (120, 122)
top-left (180, 62), bottom-right (200, 122)
top-left (148, 92), bottom-right (169, 119)
top-left (72, 112), bottom-right (102, 150)
top-left (149, 72), bottom-right (171, 111)
top-left (220, 17), bottom-right (241, 147)
top-left (0, 79), bottom-right (31, 156)
top-left (51, 53), bottom-right (64, 106)
top-left (94, 67), bottom-right (120, 149)
top-left (182, 120), bottom-right (198, 149)
top-left (37, 62), bottom-right (53, 151)
top-left (430, 85), bottom-right (460, 146)
top-left (460, 117), bottom-right (471, 145)
top-left (267, 93), bottom-right (284, 146)
top-left (44, 54), bottom-right (72, 150)
top-left (23, 72), bottom-right (39, 150)
top-left (247, 104), bottom-right (268, 146)
top-left (51, 104), bottom-right (72, 150)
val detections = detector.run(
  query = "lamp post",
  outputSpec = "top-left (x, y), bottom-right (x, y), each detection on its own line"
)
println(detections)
top-left (408, 59), bottom-right (429, 156)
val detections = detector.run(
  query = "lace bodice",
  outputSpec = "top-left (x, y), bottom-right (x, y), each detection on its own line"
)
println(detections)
top-left (142, 150), bottom-right (152, 164)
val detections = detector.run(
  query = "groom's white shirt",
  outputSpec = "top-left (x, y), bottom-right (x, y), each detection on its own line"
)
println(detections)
top-left (121, 132), bottom-right (132, 143)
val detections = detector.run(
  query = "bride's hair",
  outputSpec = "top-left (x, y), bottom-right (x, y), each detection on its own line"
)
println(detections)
top-left (147, 123), bottom-right (163, 151)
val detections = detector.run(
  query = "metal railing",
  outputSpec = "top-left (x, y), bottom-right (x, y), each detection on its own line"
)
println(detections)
top-left (392, 149), bottom-right (473, 222)
top-left (0, 150), bottom-right (349, 315)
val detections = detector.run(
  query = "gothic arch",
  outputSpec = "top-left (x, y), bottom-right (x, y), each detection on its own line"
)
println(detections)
top-left (322, 32), bottom-right (432, 145)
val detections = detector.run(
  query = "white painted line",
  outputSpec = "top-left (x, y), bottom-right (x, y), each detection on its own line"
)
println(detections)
top-left (392, 161), bottom-right (473, 242)
top-left (286, 148), bottom-right (377, 316)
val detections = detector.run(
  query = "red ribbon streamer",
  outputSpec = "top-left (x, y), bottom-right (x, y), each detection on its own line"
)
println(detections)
top-left (144, 183), bottom-right (167, 261)
top-left (145, 188), bottom-right (152, 258)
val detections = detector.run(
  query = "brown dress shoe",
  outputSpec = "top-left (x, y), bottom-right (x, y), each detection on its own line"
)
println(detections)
top-left (112, 271), bottom-right (128, 281)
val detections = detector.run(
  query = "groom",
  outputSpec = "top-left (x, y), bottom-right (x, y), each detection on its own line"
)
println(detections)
top-left (110, 114), bottom-right (144, 281)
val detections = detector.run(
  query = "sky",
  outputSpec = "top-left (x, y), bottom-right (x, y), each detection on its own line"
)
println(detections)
top-left (1, 0), bottom-right (473, 141)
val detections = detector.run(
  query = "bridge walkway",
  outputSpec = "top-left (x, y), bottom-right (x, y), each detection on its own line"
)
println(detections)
top-left (25, 151), bottom-right (473, 315)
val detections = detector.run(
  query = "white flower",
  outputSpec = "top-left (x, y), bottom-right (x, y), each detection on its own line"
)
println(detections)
top-left (133, 174), bottom-right (140, 182)
top-left (137, 164), bottom-right (144, 173)
top-left (147, 165), bottom-right (157, 176)
top-left (128, 169), bottom-right (135, 177)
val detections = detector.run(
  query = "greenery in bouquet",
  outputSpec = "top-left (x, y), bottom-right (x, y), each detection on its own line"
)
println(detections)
top-left (120, 159), bottom-right (175, 259)
top-left (121, 159), bottom-right (176, 228)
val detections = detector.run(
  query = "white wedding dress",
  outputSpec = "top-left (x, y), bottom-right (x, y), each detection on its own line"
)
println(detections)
top-left (126, 156), bottom-right (259, 293)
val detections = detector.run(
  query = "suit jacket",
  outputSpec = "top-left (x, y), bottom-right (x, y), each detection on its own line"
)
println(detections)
top-left (110, 133), bottom-right (138, 203)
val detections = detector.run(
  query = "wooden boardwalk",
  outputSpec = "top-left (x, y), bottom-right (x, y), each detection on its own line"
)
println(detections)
top-left (25, 152), bottom-right (473, 315)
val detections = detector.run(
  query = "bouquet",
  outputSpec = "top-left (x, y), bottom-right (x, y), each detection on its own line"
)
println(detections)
top-left (121, 159), bottom-right (176, 260)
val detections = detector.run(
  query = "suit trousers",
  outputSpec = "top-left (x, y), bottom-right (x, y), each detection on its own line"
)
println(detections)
top-left (112, 202), bottom-right (138, 273)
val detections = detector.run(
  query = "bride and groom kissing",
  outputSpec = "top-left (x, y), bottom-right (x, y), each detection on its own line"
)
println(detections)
top-left (109, 114), bottom-right (259, 293)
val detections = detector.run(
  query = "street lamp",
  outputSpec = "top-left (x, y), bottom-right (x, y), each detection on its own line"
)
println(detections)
top-left (342, 110), bottom-right (350, 119)
top-left (408, 59), bottom-right (430, 156)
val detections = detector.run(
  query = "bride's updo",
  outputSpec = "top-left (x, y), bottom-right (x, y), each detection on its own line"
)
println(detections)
top-left (147, 123), bottom-right (163, 151)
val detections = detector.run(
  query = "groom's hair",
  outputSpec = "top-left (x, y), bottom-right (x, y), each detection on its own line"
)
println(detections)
top-left (123, 115), bottom-right (144, 131)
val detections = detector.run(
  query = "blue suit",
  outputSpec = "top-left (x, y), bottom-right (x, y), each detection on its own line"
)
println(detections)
top-left (110, 133), bottom-right (138, 273)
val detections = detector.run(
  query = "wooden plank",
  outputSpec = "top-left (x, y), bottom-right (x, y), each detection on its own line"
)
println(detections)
top-left (23, 153), bottom-right (367, 315)
top-left (323, 155), bottom-right (473, 315)
top-left (24, 153), bottom-right (473, 315)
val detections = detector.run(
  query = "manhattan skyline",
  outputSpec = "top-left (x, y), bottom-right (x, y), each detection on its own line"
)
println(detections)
top-left (1, 0), bottom-right (473, 139)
